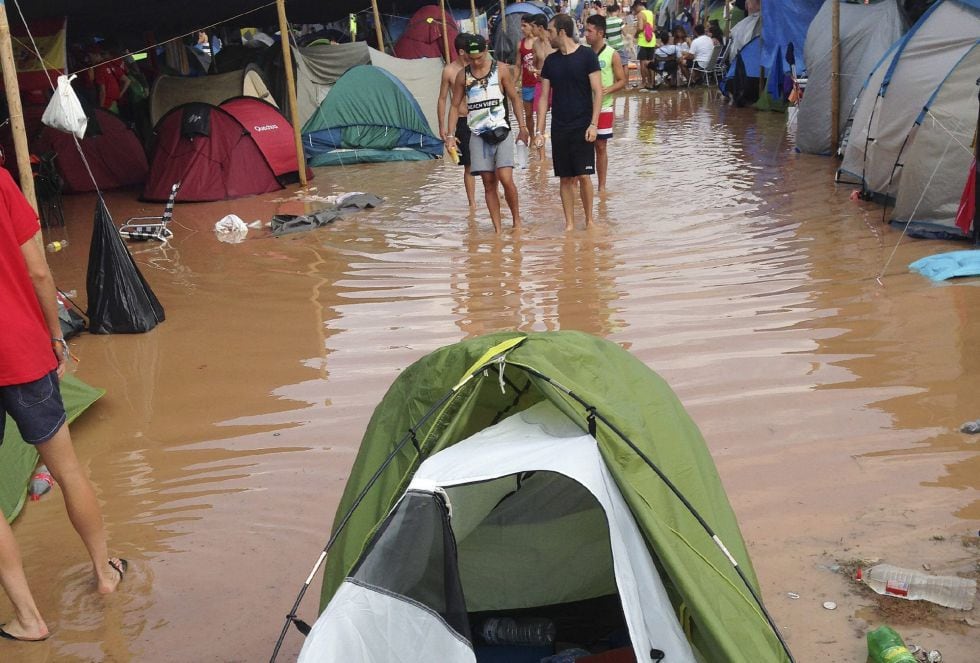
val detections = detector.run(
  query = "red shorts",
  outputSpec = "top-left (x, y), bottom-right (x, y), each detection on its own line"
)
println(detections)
top-left (597, 108), bottom-right (614, 140)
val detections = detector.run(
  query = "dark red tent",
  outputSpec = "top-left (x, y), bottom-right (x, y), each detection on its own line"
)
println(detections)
top-left (34, 108), bottom-right (149, 193)
top-left (393, 5), bottom-right (459, 61)
top-left (219, 97), bottom-right (310, 181)
top-left (144, 102), bottom-right (284, 202)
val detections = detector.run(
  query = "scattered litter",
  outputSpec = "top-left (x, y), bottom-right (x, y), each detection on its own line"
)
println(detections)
top-left (822, 601), bottom-right (837, 610)
top-left (926, 651), bottom-right (942, 663)
top-left (849, 189), bottom-right (861, 201)
top-left (271, 193), bottom-right (384, 237)
top-left (960, 419), bottom-right (980, 434)
top-left (214, 214), bottom-right (250, 243)
top-left (787, 592), bottom-right (800, 600)
top-left (247, 220), bottom-right (263, 229)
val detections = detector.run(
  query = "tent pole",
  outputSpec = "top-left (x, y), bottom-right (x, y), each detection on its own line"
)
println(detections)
top-left (830, 0), bottom-right (841, 154)
top-left (724, 0), bottom-right (732, 39)
top-left (276, 0), bottom-right (307, 187)
top-left (500, 0), bottom-right (508, 58)
top-left (0, 1), bottom-right (40, 229)
top-left (440, 0), bottom-right (451, 62)
top-left (471, 0), bottom-right (478, 35)
top-left (371, 0), bottom-right (385, 53)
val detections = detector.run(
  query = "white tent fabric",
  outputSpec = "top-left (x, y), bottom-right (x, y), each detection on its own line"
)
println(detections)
top-left (838, 0), bottom-right (980, 196)
top-left (796, 0), bottom-right (905, 155)
top-left (368, 50), bottom-right (444, 138)
top-left (299, 401), bottom-right (697, 663)
top-left (892, 43), bottom-right (980, 235)
top-left (728, 11), bottom-right (761, 61)
top-left (148, 66), bottom-right (274, 127)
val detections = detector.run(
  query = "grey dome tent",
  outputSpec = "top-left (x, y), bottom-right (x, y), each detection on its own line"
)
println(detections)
top-left (890, 43), bottom-right (980, 238)
top-left (837, 0), bottom-right (980, 200)
top-left (795, 0), bottom-right (905, 155)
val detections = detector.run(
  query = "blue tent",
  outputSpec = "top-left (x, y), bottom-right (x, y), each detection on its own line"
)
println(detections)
top-left (761, 0), bottom-right (823, 100)
top-left (721, 35), bottom-right (762, 98)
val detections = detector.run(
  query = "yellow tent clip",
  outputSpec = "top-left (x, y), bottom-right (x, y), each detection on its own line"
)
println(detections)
top-left (453, 336), bottom-right (526, 391)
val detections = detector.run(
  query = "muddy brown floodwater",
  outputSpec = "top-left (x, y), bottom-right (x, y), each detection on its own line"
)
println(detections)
top-left (3, 88), bottom-right (977, 662)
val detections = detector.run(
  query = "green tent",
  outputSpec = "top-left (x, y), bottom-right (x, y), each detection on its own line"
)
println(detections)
top-left (300, 65), bottom-right (443, 167)
top-left (303, 331), bottom-right (791, 662)
top-left (1, 374), bottom-right (105, 523)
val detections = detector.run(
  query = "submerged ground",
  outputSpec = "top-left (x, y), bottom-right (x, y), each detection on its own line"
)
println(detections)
top-left (4, 88), bottom-right (978, 661)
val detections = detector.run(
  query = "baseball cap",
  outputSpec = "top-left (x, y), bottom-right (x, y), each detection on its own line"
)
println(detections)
top-left (464, 34), bottom-right (488, 54)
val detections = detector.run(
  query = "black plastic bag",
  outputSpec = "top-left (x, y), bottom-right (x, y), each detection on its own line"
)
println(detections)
top-left (86, 196), bottom-right (165, 334)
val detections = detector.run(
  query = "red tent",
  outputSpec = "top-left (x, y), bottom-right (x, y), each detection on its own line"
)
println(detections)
top-left (219, 97), bottom-right (310, 181)
top-left (34, 108), bottom-right (149, 193)
top-left (393, 5), bottom-right (459, 61)
top-left (144, 102), bottom-right (292, 202)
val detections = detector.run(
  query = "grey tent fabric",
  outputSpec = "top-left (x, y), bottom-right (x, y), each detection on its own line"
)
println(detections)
top-left (368, 50), bottom-right (444, 137)
top-left (838, 0), bottom-right (980, 197)
top-left (294, 42), bottom-right (373, 127)
top-left (727, 12), bottom-right (761, 62)
top-left (891, 43), bottom-right (980, 237)
top-left (796, 0), bottom-right (905, 155)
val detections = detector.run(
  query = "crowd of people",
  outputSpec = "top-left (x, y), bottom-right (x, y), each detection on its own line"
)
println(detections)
top-left (440, 2), bottom-right (753, 233)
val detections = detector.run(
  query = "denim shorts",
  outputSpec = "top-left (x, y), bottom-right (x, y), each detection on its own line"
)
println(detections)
top-left (522, 86), bottom-right (536, 102)
top-left (0, 370), bottom-right (66, 445)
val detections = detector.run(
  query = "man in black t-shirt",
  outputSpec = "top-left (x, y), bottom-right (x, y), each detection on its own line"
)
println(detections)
top-left (535, 14), bottom-right (603, 231)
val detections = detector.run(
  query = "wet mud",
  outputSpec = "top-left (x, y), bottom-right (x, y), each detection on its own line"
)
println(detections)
top-left (4, 88), bottom-right (977, 662)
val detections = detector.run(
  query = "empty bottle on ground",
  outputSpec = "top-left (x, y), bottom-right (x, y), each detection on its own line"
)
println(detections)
top-left (29, 465), bottom-right (54, 501)
top-left (866, 625), bottom-right (917, 663)
top-left (857, 564), bottom-right (976, 610)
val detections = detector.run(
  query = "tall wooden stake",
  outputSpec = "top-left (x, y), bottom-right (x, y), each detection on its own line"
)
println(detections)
top-left (830, 0), bottom-right (841, 153)
top-left (371, 0), bottom-right (385, 53)
top-left (276, 0), bottom-right (307, 186)
top-left (471, 0), bottom-right (478, 35)
top-left (0, 1), bottom-right (39, 217)
top-left (440, 0), bottom-right (451, 62)
top-left (501, 0), bottom-right (508, 54)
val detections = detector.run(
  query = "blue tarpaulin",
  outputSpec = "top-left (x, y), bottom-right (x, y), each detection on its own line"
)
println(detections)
top-left (761, 0), bottom-right (822, 99)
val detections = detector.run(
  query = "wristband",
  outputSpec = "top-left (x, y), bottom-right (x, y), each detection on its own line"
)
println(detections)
top-left (52, 337), bottom-right (69, 360)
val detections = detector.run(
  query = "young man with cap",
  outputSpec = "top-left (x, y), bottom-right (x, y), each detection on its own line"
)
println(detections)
top-left (536, 13), bottom-right (603, 230)
top-left (584, 14), bottom-right (626, 193)
top-left (448, 34), bottom-right (529, 233)
top-left (438, 32), bottom-right (477, 208)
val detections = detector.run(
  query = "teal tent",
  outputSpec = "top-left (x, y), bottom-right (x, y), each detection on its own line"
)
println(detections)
top-left (2, 375), bottom-right (105, 523)
top-left (282, 332), bottom-right (793, 663)
top-left (300, 65), bottom-right (443, 167)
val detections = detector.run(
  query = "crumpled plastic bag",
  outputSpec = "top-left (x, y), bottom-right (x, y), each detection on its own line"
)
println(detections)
top-left (214, 214), bottom-right (249, 244)
top-left (42, 74), bottom-right (88, 140)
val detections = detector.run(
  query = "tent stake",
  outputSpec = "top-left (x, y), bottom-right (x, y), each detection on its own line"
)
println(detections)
top-left (471, 0), bottom-right (478, 35)
top-left (275, 0), bottom-right (307, 187)
top-left (0, 1), bottom-right (41, 245)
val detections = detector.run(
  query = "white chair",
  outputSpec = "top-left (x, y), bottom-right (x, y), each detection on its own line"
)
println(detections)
top-left (120, 182), bottom-right (180, 243)
top-left (687, 44), bottom-right (723, 88)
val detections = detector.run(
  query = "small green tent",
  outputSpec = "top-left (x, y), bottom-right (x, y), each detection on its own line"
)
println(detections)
top-left (1, 375), bottom-right (105, 523)
top-left (300, 65), bottom-right (443, 167)
top-left (292, 331), bottom-right (792, 662)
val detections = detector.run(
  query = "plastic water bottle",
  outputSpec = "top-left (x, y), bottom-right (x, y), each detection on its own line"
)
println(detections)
top-left (46, 239), bottom-right (69, 252)
top-left (514, 140), bottom-right (529, 169)
top-left (866, 626), bottom-right (917, 663)
top-left (28, 465), bottom-right (54, 501)
top-left (857, 564), bottom-right (976, 610)
top-left (480, 617), bottom-right (555, 646)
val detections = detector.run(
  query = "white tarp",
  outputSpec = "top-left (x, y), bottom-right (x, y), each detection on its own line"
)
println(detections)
top-left (838, 0), bottom-right (980, 195)
top-left (796, 0), bottom-right (905, 155)
top-left (299, 402), bottom-right (697, 662)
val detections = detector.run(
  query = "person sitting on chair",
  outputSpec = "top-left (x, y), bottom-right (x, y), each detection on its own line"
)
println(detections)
top-left (651, 31), bottom-right (680, 88)
top-left (680, 24), bottom-right (714, 85)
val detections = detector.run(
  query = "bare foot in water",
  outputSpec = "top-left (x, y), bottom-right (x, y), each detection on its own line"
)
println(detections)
top-left (97, 558), bottom-right (127, 595)
top-left (0, 617), bottom-right (50, 642)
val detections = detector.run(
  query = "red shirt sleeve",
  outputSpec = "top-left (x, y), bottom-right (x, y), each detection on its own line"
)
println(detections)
top-left (0, 168), bottom-right (40, 245)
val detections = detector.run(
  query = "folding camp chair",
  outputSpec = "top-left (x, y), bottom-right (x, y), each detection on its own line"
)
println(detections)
top-left (120, 182), bottom-right (180, 243)
top-left (687, 44), bottom-right (723, 88)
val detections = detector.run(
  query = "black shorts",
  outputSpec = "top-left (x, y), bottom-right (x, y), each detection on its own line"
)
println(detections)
top-left (455, 117), bottom-right (472, 167)
top-left (0, 370), bottom-right (66, 445)
top-left (551, 126), bottom-right (595, 178)
top-left (636, 46), bottom-right (657, 61)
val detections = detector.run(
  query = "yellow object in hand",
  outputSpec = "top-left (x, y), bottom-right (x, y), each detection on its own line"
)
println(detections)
top-left (447, 145), bottom-right (460, 164)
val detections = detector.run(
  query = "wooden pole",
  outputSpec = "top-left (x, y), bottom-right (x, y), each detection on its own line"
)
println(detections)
top-left (371, 0), bottom-right (385, 53)
top-left (440, 0), bottom-right (451, 62)
top-left (0, 1), bottom-right (39, 217)
top-left (725, 0), bottom-right (733, 39)
top-left (501, 0), bottom-right (508, 55)
top-left (276, 0), bottom-right (307, 187)
top-left (471, 0), bottom-right (478, 35)
top-left (830, 0), bottom-right (841, 153)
